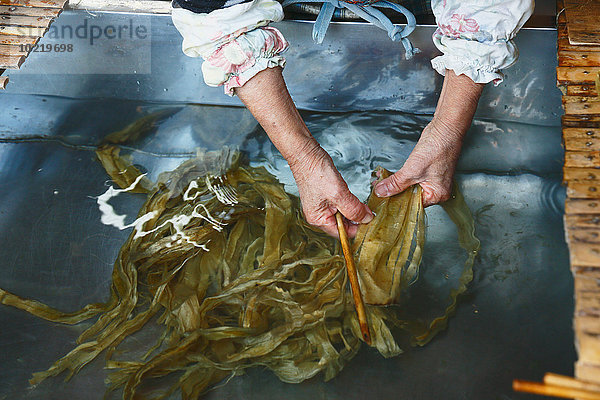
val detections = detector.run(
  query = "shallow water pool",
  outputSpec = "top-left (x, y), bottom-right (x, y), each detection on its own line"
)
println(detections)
top-left (0, 94), bottom-right (573, 399)
top-left (0, 9), bottom-right (571, 400)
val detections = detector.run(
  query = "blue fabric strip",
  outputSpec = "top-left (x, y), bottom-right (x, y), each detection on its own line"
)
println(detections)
top-left (282, 0), bottom-right (420, 59)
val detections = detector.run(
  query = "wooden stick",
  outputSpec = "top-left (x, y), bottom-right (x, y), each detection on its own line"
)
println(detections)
top-left (513, 380), bottom-right (600, 400)
top-left (544, 373), bottom-right (600, 393)
top-left (335, 212), bottom-right (371, 345)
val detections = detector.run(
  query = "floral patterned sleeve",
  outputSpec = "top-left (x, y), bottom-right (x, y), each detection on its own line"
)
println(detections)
top-left (171, 0), bottom-right (288, 96)
top-left (430, 0), bottom-right (534, 85)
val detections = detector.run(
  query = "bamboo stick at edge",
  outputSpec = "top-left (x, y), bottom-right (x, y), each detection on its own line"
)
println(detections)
top-left (513, 380), bottom-right (600, 400)
top-left (335, 212), bottom-right (371, 345)
top-left (544, 373), bottom-right (600, 393)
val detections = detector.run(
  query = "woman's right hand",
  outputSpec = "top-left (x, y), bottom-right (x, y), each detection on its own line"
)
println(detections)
top-left (288, 143), bottom-right (373, 238)
top-left (235, 67), bottom-right (372, 237)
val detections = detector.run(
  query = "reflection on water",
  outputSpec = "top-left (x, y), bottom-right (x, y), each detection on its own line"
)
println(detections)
top-left (0, 98), bottom-right (573, 400)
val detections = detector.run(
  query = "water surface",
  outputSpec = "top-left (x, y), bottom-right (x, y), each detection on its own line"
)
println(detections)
top-left (0, 95), bottom-right (573, 399)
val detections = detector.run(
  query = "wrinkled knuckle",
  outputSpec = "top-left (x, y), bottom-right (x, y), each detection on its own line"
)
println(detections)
top-left (386, 175), bottom-right (404, 192)
top-left (438, 191), bottom-right (451, 203)
top-left (305, 214), bottom-right (319, 226)
top-left (330, 187), bottom-right (349, 203)
top-left (343, 202), bottom-right (364, 221)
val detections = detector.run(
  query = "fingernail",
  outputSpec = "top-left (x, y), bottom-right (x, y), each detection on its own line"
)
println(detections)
top-left (374, 183), bottom-right (389, 197)
top-left (361, 211), bottom-right (374, 224)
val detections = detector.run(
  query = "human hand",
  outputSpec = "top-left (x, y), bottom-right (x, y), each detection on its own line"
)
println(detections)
top-left (289, 144), bottom-right (374, 238)
top-left (373, 118), bottom-right (464, 207)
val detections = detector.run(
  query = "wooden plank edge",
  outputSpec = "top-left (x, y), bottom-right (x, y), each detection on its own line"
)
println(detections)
top-left (0, 0), bottom-right (68, 9)
top-left (564, 84), bottom-right (598, 97)
top-left (567, 229), bottom-right (600, 243)
top-left (563, 167), bottom-right (600, 181)
top-left (0, 54), bottom-right (23, 68)
top-left (0, 15), bottom-right (53, 28)
top-left (559, 51), bottom-right (600, 67)
top-left (563, 127), bottom-right (600, 138)
top-left (66, 0), bottom-right (171, 14)
top-left (566, 214), bottom-right (600, 229)
top-left (0, 25), bottom-right (47, 37)
top-left (0, 43), bottom-right (27, 56)
top-left (0, 34), bottom-right (38, 45)
top-left (558, 66), bottom-right (600, 84)
top-left (564, 137), bottom-right (600, 151)
top-left (576, 361), bottom-right (600, 385)
top-left (567, 182), bottom-right (600, 198)
top-left (566, 199), bottom-right (600, 214)
top-left (563, 114), bottom-right (600, 126)
top-left (0, 5), bottom-right (61, 17)
top-left (565, 151), bottom-right (600, 168)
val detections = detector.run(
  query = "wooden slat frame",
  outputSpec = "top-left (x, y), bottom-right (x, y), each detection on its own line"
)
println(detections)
top-left (564, 137), bottom-right (600, 151)
top-left (564, 168), bottom-right (600, 181)
top-left (0, 33), bottom-right (37, 45)
top-left (564, 127), bottom-right (600, 139)
top-left (566, 214), bottom-right (600, 230)
top-left (566, 199), bottom-right (600, 214)
top-left (0, 43), bottom-right (26, 55)
top-left (566, 84), bottom-right (598, 96)
top-left (563, 114), bottom-right (600, 127)
top-left (565, 0), bottom-right (600, 46)
top-left (0, 25), bottom-right (46, 36)
top-left (0, 0), bottom-right (68, 9)
top-left (557, 66), bottom-right (600, 84)
top-left (0, 53), bottom-right (23, 68)
top-left (559, 51), bottom-right (600, 67)
top-left (0, 0), bottom-right (68, 89)
top-left (0, 15), bottom-right (53, 28)
top-left (67, 0), bottom-right (171, 14)
top-left (565, 151), bottom-right (600, 168)
top-left (576, 362), bottom-right (600, 385)
top-left (0, 5), bottom-right (61, 17)
top-left (564, 102), bottom-right (600, 116)
top-left (559, 38), bottom-right (600, 53)
top-left (568, 182), bottom-right (600, 199)
top-left (568, 229), bottom-right (600, 243)
top-left (569, 241), bottom-right (600, 267)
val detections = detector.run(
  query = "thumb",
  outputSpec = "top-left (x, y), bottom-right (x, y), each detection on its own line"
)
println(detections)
top-left (374, 170), bottom-right (413, 197)
top-left (335, 191), bottom-right (374, 224)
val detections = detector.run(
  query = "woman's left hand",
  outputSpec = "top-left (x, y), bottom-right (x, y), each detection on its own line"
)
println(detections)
top-left (373, 118), bottom-right (463, 206)
top-left (374, 69), bottom-right (484, 206)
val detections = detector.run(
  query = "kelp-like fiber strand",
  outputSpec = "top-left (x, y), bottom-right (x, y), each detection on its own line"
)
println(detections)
top-left (0, 145), bottom-right (478, 399)
top-left (353, 167), bottom-right (425, 306)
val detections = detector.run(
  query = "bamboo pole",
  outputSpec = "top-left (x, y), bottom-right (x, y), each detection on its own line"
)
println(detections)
top-left (513, 380), bottom-right (600, 400)
top-left (544, 373), bottom-right (600, 393)
top-left (335, 212), bottom-right (371, 345)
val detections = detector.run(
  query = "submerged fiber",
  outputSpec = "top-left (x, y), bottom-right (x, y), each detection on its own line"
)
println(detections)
top-left (0, 145), bottom-right (478, 399)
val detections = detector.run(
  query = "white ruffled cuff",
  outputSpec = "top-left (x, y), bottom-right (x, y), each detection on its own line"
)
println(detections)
top-left (430, 0), bottom-right (534, 85)
top-left (171, 0), bottom-right (288, 96)
top-left (431, 54), bottom-right (503, 85)
top-left (201, 27), bottom-right (288, 96)
top-left (431, 34), bottom-right (519, 85)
